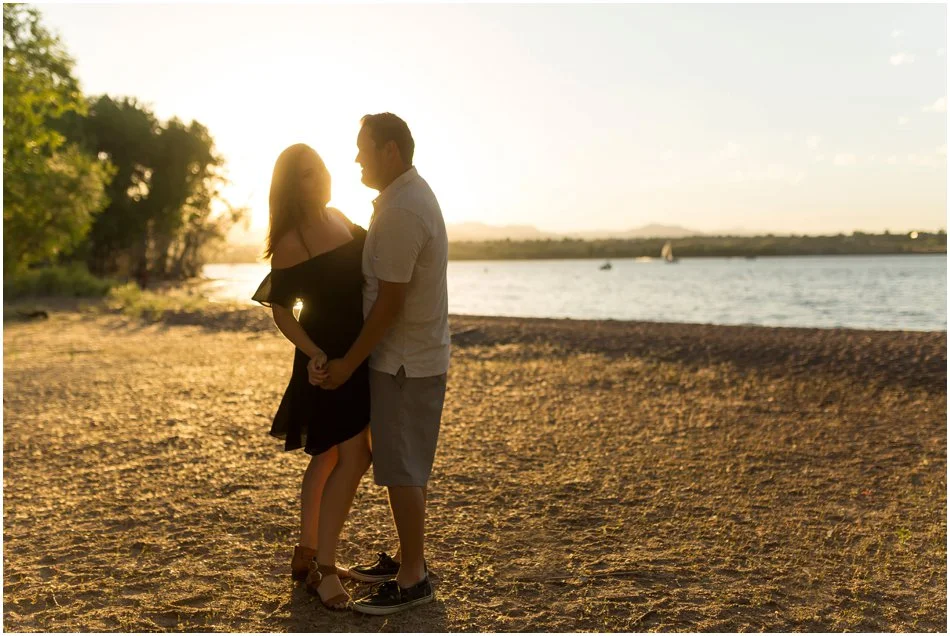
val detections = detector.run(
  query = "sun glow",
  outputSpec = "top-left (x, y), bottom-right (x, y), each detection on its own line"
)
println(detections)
top-left (210, 89), bottom-right (382, 236)
top-left (213, 85), bottom-right (469, 241)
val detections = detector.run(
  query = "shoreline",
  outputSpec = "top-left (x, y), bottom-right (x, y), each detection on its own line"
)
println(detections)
top-left (6, 303), bottom-right (946, 392)
top-left (6, 295), bottom-right (948, 335)
top-left (207, 251), bottom-right (948, 265)
top-left (5, 296), bottom-right (947, 337)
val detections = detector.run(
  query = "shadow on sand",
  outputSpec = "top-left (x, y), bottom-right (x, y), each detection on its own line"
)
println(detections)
top-left (282, 578), bottom-right (449, 632)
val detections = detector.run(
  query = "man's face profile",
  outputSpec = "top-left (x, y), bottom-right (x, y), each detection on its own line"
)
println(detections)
top-left (355, 126), bottom-right (382, 190)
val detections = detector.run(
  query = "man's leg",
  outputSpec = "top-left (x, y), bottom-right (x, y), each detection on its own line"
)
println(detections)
top-left (353, 368), bottom-right (446, 613)
top-left (386, 370), bottom-right (444, 590)
top-left (389, 485), bottom-right (427, 588)
top-left (392, 486), bottom-right (426, 563)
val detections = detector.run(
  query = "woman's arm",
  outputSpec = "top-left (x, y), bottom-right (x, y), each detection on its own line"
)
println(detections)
top-left (272, 304), bottom-right (327, 365)
top-left (268, 231), bottom-right (327, 364)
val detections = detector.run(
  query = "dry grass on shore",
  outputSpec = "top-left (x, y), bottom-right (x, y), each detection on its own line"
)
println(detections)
top-left (3, 308), bottom-right (946, 632)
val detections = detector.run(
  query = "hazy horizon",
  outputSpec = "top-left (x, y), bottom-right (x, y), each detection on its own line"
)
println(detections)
top-left (226, 219), bottom-right (946, 246)
top-left (39, 3), bottom-right (947, 237)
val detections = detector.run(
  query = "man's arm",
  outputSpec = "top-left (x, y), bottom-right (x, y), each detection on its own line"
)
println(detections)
top-left (311, 206), bottom-right (427, 388)
top-left (343, 279), bottom-right (407, 372)
top-left (310, 280), bottom-right (406, 388)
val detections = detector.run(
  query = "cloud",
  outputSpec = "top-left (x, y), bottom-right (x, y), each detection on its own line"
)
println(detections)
top-left (891, 29), bottom-right (903, 38)
top-left (922, 96), bottom-right (947, 113)
top-left (726, 164), bottom-right (796, 184)
top-left (897, 116), bottom-right (910, 127)
top-left (834, 153), bottom-right (857, 166)
top-left (719, 141), bottom-right (741, 160)
top-left (805, 135), bottom-right (821, 149)
top-left (889, 52), bottom-right (916, 66)
top-left (907, 153), bottom-right (938, 168)
top-left (878, 152), bottom-right (945, 168)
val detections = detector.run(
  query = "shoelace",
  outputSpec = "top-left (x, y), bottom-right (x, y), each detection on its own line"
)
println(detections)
top-left (369, 580), bottom-right (400, 597)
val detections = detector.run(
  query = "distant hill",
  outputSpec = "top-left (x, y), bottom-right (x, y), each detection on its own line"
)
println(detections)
top-left (564, 224), bottom-right (703, 240)
top-left (447, 222), bottom-right (555, 241)
top-left (447, 222), bottom-right (703, 241)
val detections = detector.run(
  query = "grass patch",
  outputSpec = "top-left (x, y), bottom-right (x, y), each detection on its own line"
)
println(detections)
top-left (105, 284), bottom-right (209, 320)
top-left (3, 263), bottom-right (120, 300)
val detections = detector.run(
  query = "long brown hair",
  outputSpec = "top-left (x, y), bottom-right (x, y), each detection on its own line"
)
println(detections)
top-left (263, 144), bottom-right (331, 259)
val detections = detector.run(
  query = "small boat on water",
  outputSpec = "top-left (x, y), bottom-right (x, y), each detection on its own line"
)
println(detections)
top-left (599, 261), bottom-right (612, 271)
top-left (661, 241), bottom-right (678, 263)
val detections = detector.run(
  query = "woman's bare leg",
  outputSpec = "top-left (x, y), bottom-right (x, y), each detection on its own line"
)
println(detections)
top-left (315, 428), bottom-right (371, 602)
top-left (299, 446), bottom-right (338, 550)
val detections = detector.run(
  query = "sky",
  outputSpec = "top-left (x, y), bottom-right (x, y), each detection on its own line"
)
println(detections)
top-left (38, 2), bottom-right (948, 237)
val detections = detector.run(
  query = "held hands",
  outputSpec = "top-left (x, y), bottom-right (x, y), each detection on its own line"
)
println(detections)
top-left (307, 356), bottom-right (326, 386)
top-left (307, 350), bottom-right (328, 386)
top-left (307, 354), bottom-right (354, 390)
top-left (310, 348), bottom-right (328, 368)
top-left (319, 359), bottom-right (355, 390)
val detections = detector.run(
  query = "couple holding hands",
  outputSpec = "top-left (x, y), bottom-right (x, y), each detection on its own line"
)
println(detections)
top-left (253, 113), bottom-right (449, 615)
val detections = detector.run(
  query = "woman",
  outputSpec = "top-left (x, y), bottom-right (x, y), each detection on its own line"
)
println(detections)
top-left (252, 143), bottom-right (370, 610)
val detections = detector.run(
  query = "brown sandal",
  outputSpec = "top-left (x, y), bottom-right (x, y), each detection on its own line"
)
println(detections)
top-left (291, 545), bottom-right (316, 581)
top-left (306, 562), bottom-right (350, 610)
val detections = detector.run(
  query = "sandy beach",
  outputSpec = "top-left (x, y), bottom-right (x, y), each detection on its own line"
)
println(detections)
top-left (3, 306), bottom-right (946, 632)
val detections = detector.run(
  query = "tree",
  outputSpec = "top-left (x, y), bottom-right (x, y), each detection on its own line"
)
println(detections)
top-left (63, 96), bottom-right (246, 281)
top-left (147, 118), bottom-right (246, 279)
top-left (2, 4), bottom-right (112, 274)
top-left (60, 95), bottom-right (160, 275)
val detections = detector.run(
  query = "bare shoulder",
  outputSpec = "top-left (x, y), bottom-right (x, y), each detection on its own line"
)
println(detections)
top-left (327, 207), bottom-right (354, 230)
top-left (271, 231), bottom-right (309, 269)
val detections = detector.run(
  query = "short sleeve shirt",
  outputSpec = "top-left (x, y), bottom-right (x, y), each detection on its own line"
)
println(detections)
top-left (362, 167), bottom-right (450, 377)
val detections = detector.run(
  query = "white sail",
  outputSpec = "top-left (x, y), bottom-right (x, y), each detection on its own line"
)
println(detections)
top-left (661, 241), bottom-right (674, 262)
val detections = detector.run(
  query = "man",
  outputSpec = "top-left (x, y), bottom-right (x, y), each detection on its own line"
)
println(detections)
top-left (310, 112), bottom-right (450, 615)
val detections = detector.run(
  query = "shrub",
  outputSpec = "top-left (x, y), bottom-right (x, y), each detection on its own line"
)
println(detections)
top-left (3, 263), bottom-right (119, 300)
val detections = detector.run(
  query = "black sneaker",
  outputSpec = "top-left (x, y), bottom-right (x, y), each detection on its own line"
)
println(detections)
top-left (348, 552), bottom-right (400, 583)
top-left (352, 576), bottom-right (434, 616)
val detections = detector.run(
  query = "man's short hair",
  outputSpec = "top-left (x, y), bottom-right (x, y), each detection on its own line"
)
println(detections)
top-left (360, 113), bottom-right (415, 165)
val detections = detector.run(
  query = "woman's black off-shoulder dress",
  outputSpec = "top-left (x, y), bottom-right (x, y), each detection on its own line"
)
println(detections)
top-left (252, 227), bottom-right (370, 456)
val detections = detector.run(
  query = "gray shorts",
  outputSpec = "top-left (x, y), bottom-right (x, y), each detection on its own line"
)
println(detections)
top-left (369, 366), bottom-right (447, 487)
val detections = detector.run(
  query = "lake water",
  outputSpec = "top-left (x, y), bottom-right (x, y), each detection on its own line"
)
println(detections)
top-left (202, 254), bottom-right (947, 332)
